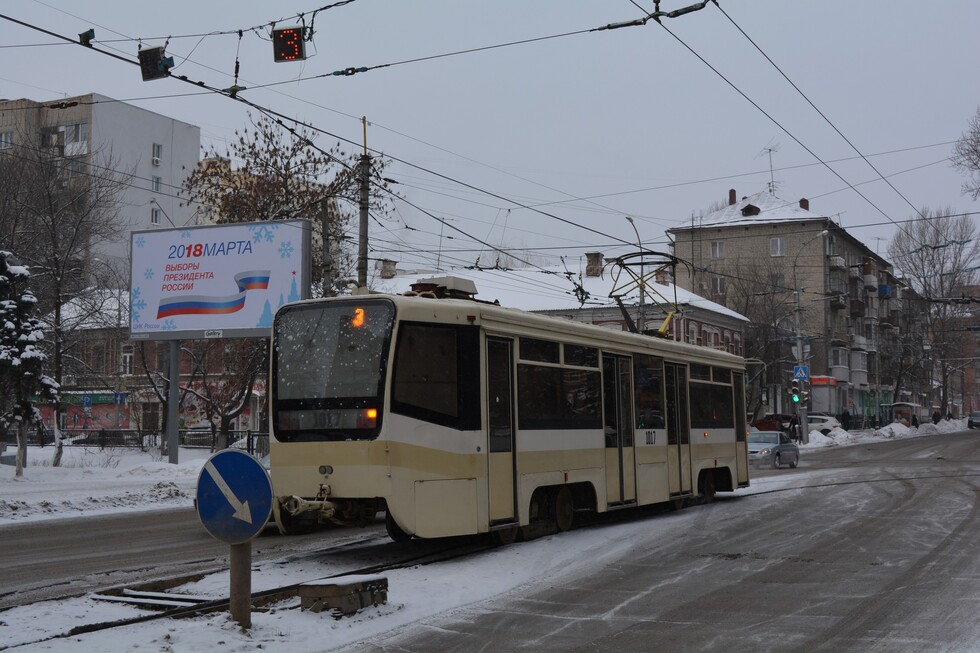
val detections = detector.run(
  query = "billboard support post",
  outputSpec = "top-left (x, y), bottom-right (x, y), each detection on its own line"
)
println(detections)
top-left (167, 339), bottom-right (180, 464)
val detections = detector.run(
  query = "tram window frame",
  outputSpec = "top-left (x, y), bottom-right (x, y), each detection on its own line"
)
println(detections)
top-left (517, 363), bottom-right (601, 430)
top-left (563, 343), bottom-right (598, 368)
top-left (390, 322), bottom-right (480, 430)
top-left (689, 380), bottom-right (736, 429)
top-left (633, 354), bottom-right (666, 430)
top-left (519, 337), bottom-right (560, 364)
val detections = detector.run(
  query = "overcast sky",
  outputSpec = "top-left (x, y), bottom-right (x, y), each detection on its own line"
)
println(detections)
top-left (3, 1), bottom-right (979, 286)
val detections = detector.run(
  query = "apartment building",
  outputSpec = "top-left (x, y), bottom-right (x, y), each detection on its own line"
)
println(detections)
top-left (669, 189), bottom-right (929, 424)
top-left (0, 93), bottom-right (200, 275)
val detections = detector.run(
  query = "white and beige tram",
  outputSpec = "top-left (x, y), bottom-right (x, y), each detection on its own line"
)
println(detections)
top-left (269, 289), bottom-right (749, 542)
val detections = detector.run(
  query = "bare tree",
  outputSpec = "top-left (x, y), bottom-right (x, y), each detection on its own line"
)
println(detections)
top-left (0, 134), bottom-right (131, 465)
top-left (178, 114), bottom-right (397, 441)
top-left (953, 107), bottom-right (980, 200)
top-left (888, 208), bottom-right (979, 414)
top-left (181, 113), bottom-right (397, 296)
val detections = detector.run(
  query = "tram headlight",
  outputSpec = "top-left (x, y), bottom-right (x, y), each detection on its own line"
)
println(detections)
top-left (356, 407), bottom-right (378, 428)
top-left (318, 465), bottom-right (334, 476)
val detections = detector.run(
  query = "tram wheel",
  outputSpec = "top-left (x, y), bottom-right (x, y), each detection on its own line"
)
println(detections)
top-left (385, 511), bottom-right (412, 542)
top-left (554, 486), bottom-right (574, 532)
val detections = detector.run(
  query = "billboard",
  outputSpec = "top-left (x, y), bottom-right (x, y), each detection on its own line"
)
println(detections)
top-left (129, 220), bottom-right (311, 340)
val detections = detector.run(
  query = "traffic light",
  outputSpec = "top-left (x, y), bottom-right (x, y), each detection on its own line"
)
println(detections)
top-left (790, 379), bottom-right (800, 403)
top-left (272, 26), bottom-right (307, 62)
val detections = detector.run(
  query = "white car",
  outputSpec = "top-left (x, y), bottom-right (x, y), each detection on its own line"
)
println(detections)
top-left (807, 414), bottom-right (842, 435)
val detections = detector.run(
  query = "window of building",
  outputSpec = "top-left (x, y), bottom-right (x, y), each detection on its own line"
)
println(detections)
top-left (0, 131), bottom-right (12, 149)
top-left (152, 176), bottom-right (162, 193)
top-left (121, 345), bottom-right (134, 375)
top-left (152, 142), bottom-right (163, 163)
top-left (151, 207), bottom-right (161, 225)
top-left (712, 275), bottom-right (725, 295)
top-left (689, 324), bottom-right (698, 345)
top-left (710, 241), bottom-right (725, 259)
top-left (770, 237), bottom-right (786, 257)
top-left (831, 347), bottom-right (849, 367)
top-left (852, 350), bottom-right (868, 371)
top-left (91, 344), bottom-right (105, 374)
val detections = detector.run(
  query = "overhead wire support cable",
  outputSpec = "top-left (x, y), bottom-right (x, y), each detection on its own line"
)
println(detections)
top-left (709, 0), bottom-right (947, 246)
top-left (650, 16), bottom-right (915, 243)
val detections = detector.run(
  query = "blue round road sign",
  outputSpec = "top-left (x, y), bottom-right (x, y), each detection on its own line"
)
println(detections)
top-left (196, 449), bottom-right (273, 544)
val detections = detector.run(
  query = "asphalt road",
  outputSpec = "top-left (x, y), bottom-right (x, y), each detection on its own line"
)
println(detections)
top-left (359, 430), bottom-right (980, 652)
top-left (0, 507), bottom-right (365, 609)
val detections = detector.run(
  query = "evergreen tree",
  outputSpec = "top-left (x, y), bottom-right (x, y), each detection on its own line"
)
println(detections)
top-left (0, 251), bottom-right (59, 476)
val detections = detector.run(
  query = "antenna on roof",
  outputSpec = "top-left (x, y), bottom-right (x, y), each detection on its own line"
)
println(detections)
top-left (757, 139), bottom-right (781, 193)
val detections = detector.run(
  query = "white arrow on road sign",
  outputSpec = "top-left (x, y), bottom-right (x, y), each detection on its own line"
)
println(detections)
top-left (204, 460), bottom-right (253, 524)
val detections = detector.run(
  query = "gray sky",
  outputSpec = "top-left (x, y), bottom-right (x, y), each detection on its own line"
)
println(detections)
top-left (4, 1), bottom-right (979, 281)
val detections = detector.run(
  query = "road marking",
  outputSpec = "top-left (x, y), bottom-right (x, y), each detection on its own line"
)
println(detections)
top-left (204, 460), bottom-right (252, 524)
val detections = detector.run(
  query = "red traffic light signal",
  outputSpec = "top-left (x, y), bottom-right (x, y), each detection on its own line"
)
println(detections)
top-left (272, 26), bottom-right (307, 62)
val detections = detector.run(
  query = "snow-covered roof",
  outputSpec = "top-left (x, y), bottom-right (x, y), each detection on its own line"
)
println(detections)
top-left (673, 190), bottom-right (825, 230)
top-left (376, 265), bottom-right (748, 323)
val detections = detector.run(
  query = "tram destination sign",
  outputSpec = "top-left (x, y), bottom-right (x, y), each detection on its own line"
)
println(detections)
top-left (129, 219), bottom-right (311, 341)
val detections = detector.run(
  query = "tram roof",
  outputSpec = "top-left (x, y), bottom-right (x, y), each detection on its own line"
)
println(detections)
top-left (376, 266), bottom-right (747, 323)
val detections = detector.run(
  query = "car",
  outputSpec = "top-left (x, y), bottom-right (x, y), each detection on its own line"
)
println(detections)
top-left (969, 412), bottom-right (980, 430)
top-left (807, 413), bottom-right (842, 435)
top-left (748, 430), bottom-right (800, 469)
top-left (753, 413), bottom-right (795, 432)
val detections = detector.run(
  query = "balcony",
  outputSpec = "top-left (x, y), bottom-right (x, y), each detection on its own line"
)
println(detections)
top-left (850, 334), bottom-right (867, 350)
top-left (864, 274), bottom-right (877, 290)
top-left (829, 294), bottom-right (847, 309)
top-left (849, 298), bottom-right (865, 316)
top-left (829, 255), bottom-right (846, 269)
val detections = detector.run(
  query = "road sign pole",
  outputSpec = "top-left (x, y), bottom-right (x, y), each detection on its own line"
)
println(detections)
top-left (196, 449), bottom-right (274, 631)
top-left (230, 541), bottom-right (252, 629)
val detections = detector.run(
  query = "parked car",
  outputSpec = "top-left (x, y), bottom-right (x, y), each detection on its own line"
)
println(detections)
top-left (748, 431), bottom-right (800, 469)
top-left (754, 413), bottom-right (795, 432)
top-left (807, 413), bottom-right (842, 435)
top-left (969, 412), bottom-right (980, 430)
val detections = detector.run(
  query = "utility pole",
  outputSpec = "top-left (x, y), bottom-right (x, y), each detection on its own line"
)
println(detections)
top-left (625, 216), bottom-right (645, 334)
top-left (357, 117), bottom-right (372, 289)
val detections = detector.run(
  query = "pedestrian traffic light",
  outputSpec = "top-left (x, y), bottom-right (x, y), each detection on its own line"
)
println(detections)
top-left (790, 379), bottom-right (800, 403)
top-left (138, 46), bottom-right (174, 81)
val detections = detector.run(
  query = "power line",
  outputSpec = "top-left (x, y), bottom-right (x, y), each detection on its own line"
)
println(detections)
top-left (646, 12), bottom-right (914, 242)
top-left (710, 0), bottom-right (948, 247)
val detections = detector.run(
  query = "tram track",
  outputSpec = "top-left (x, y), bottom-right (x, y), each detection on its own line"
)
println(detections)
top-left (0, 533), bottom-right (495, 651)
top-left (7, 456), bottom-right (980, 651)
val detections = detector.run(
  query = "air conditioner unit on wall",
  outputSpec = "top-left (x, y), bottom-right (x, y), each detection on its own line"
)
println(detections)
top-left (152, 156), bottom-right (161, 166)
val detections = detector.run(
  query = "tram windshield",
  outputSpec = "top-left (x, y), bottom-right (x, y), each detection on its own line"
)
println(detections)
top-left (272, 299), bottom-right (395, 441)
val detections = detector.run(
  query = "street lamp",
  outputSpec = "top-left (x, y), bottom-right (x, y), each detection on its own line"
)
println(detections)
top-left (791, 229), bottom-right (827, 443)
top-left (625, 216), bottom-right (644, 334)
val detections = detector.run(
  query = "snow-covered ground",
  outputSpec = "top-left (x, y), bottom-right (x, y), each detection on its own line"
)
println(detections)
top-left (0, 418), bottom-right (969, 652)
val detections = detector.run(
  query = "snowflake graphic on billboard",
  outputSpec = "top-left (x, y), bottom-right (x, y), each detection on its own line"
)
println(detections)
top-left (248, 223), bottom-right (279, 244)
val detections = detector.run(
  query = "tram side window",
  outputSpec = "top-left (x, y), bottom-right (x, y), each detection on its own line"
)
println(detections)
top-left (689, 381), bottom-right (735, 429)
top-left (633, 354), bottom-right (665, 430)
top-left (391, 323), bottom-right (480, 430)
top-left (520, 338), bottom-right (560, 364)
top-left (517, 364), bottom-right (601, 430)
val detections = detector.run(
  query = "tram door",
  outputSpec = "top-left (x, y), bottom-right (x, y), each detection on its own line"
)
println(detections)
top-left (603, 354), bottom-right (636, 505)
top-left (487, 338), bottom-right (517, 524)
top-left (664, 362), bottom-right (692, 495)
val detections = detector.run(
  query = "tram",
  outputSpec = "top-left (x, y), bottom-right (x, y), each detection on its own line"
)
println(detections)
top-left (268, 285), bottom-right (749, 542)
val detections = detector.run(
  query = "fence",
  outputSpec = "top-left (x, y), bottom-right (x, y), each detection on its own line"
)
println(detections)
top-left (2, 428), bottom-right (270, 458)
